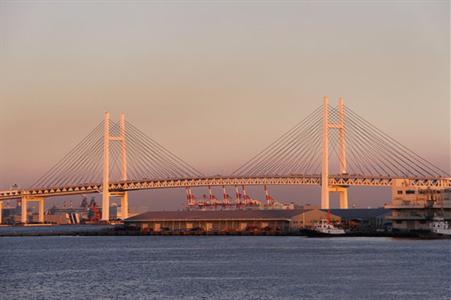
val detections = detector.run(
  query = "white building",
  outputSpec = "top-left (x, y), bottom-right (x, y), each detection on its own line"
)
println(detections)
top-left (386, 179), bottom-right (451, 231)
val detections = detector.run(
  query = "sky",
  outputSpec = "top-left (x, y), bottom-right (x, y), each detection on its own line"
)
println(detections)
top-left (0, 0), bottom-right (449, 211)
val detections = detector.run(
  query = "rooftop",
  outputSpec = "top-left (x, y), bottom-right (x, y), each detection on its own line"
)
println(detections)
top-left (125, 209), bottom-right (306, 222)
top-left (125, 208), bottom-right (391, 222)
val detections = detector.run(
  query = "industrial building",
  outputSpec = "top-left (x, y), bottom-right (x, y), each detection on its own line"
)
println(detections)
top-left (387, 179), bottom-right (451, 231)
top-left (0, 196), bottom-right (129, 225)
top-left (124, 209), bottom-right (342, 234)
top-left (329, 208), bottom-right (390, 231)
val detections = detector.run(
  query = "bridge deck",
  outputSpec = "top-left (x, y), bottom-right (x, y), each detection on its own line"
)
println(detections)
top-left (1, 176), bottom-right (450, 200)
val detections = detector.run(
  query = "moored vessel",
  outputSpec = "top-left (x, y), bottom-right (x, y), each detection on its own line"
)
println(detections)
top-left (302, 219), bottom-right (346, 237)
top-left (429, 217), bottom-right (451, 236)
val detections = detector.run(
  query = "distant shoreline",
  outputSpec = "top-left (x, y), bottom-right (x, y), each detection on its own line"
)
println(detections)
top-left (0, 225), bottom-right (448, 239)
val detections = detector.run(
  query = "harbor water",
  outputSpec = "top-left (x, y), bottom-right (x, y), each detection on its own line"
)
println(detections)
top-left (0, 235), bottom-right (450, 299)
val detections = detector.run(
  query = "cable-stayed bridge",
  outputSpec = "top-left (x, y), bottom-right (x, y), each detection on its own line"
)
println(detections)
top-left (1, 97), bottom-right (449, 223)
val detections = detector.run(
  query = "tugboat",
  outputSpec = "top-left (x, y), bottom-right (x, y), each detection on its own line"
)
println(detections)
top-left (311, 219), bottom-right (346, 236)
top-left (429, 217), bottom-right (451, 236)
top-left (301, 210), bottom-right (346, 237)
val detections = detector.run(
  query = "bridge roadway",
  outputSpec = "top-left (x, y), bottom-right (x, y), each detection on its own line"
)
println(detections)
top-left (1, 175), bottom-right (450, 201)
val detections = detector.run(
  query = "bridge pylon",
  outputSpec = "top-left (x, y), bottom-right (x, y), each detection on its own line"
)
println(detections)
top-left (102, 112), bottom-right (128, 221)
top-left (321, 96), bottom-right (349, 209)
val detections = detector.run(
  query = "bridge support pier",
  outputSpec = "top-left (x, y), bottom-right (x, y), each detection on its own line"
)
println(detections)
top-left (21, 197), bottom-right (28, 224)
top-left (329, 186), bottom-right (349, 209)
top-left (38, 198), bottom-right (45, 223)
top-left (111, 192), bottom-right (128, 220)
top-left (20, 196), bottom-right (45, 224)
top-left (102, 192), bottom-right (110, 221)
top-left (121, 192), bottom-right (128, 219)
top-left (339, 189), bottom-right (348, 209)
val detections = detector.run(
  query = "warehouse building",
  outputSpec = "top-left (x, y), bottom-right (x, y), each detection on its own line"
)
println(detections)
top-left (328, 208), bottom-right (390, 231)
top-left (124, 209), bottom-right (341, 234)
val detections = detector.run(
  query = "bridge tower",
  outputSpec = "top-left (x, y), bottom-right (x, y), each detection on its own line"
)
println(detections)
top-left (321, 96), bottom-right (349, 209)
top-left (102, 112), bottom-right (128, 221)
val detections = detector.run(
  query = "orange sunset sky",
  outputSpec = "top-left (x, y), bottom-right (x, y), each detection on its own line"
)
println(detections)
top-left (0, 1), bottom-right (449, 211)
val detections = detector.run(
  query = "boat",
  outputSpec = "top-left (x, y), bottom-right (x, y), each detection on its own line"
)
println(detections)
top-left (313, 219), bottom-right (346, 235)
top-left (429, 217), bottom-right (451, 236)
top-left (301, 219), bottom-right (346, 237)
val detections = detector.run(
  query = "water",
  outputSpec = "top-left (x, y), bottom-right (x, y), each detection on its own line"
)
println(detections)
top-left (0, 236), bottom-right (449, 299)
top-left (0, 225), bottom-right (113, 236)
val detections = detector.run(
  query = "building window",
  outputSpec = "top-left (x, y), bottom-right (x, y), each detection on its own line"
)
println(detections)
top-left (406, 190), bottom-right (416, 195)
top-left (397, 191), bottom-right (403, 195)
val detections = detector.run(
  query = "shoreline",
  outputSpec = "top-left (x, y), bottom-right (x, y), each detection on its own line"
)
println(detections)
top-left (0, 225), bottom-right (449, 239)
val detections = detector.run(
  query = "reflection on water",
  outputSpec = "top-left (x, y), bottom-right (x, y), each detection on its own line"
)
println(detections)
top-left (0, 236), bottom-right (449, 299)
